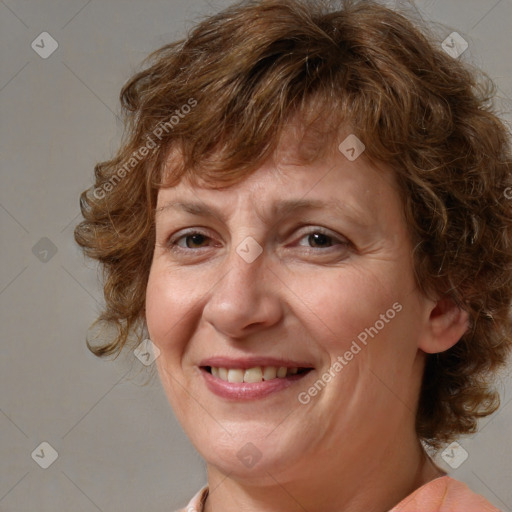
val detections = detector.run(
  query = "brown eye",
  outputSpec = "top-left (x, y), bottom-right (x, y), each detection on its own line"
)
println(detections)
top-left (182, 233), bottom-right (209, 248)
top-left (307, 232), bottom-right (334, 248)
top-left (296, 229), bottom-right (348, 250)
top-left (168, 230), bottom-right (213, 251)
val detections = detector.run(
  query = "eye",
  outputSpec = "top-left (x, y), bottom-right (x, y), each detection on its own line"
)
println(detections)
top-left (167, 230), bottom-right (215, 251)
top-left (164, 227), bottom-right (350, 254)
top-left (296, 229), bottom-right (349, 250)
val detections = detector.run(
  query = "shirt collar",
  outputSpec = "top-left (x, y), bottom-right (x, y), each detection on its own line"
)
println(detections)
top-left (183, 485), bottom-right (208, 511)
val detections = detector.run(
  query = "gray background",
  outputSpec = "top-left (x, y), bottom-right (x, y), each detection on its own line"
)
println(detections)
top-left (1, 0), bottom-right (511, 510)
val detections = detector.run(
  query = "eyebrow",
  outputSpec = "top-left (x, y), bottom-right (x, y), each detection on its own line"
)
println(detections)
top-left (155, 198), bottom-right (370, 226)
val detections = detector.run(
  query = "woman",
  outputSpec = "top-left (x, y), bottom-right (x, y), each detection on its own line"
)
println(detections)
top-left (75, 0), bottom-right (512, 510)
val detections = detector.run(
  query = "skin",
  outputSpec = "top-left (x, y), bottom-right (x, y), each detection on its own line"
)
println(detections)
top-left (145, 128), bottom-right (469, 512)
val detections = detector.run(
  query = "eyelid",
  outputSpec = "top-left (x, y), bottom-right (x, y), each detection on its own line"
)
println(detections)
top-left (294, 225), bottom-right (346, 240)
top-left (167, 227), bottom-right (215, 248)
top-left (166, 225), bottom-right (350, 253)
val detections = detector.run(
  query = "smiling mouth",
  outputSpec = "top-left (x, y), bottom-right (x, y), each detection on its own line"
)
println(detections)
top-left (203, 366), bottom-right (313, 383)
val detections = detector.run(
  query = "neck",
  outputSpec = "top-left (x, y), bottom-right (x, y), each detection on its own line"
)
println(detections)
top-left (203, 436), bottom-right (445, 512)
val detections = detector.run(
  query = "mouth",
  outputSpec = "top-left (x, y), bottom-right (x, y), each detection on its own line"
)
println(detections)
top-left (203, 365), bottom-right (312, 383)
top-left (199, 359), bottom-right (314, 400)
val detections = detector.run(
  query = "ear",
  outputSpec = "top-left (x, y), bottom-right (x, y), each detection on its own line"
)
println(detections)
top-left (418, 296), bottom-right (469, 354)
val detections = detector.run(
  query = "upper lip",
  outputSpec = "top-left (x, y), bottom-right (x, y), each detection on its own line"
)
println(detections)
top-left (199, 357), bottom-right (314, 370)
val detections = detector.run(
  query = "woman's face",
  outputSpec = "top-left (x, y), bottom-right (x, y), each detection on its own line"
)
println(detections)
top-left (145, 132), bottom-right (435, 483)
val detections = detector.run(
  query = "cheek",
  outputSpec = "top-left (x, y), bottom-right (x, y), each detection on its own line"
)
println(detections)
top-left (145, 267), bottom-right (188, 352)
top-left (288, 266), bottom-right (400, 353)
top-left (311, 271), bottom-right (423, 393)
top-left (145, 268), bottom-right (197, 412)
top-left (145, 270), bottom-right (166, 342)
top-left (145, 263), bottom-right (219, 363)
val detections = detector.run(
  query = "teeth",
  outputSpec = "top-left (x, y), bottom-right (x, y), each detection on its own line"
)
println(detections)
top-left (263, 366), bottom-right (277, 380)
top-left (209, 366), bottom-right (304, 383)
top-left (227, 369), bottom-right (244, 383)
top-left (244, 367), bottom-right (263, 383)
top-left (277, 367), bottom-right (287, 378)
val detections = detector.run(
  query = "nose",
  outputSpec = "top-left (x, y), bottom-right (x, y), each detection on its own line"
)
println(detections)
top-left (202, 244), bottom-right (284, 339)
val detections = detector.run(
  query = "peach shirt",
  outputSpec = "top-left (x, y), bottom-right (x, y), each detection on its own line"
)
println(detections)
top-left (176, 476), bottom-right (502, 511)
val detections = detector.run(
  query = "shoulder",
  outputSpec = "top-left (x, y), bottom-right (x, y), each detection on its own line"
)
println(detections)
top-left (174, 486), bottom-right (209, 512)
top-left (390, 476), bottom-right (502, 512)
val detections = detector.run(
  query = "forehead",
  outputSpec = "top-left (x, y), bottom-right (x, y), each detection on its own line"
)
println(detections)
top-left (155, 140), bottom-right (402, 231)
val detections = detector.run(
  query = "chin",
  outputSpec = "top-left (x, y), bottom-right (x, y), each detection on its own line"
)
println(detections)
top-left (194, 424), bottom-right (307, 481)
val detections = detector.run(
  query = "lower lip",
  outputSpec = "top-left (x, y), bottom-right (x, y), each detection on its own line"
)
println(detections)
top-left (201, 368), bottom-right (311, 400)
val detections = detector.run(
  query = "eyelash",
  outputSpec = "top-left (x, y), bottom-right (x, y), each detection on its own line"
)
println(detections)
top-left (166, 227), bottom-right (349, 253)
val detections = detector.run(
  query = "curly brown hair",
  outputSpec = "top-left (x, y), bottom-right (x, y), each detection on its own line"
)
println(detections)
top-left (74, 0), bottom-right (512, 450)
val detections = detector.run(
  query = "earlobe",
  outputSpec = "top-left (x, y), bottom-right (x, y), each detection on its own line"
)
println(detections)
top-left (419, 297), bottom-right (470, 354)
